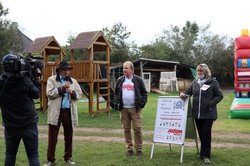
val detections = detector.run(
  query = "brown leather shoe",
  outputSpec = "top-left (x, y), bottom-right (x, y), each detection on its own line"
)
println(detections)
top-left (136, 151), bottom-right (142, 157)
top-left (126, 150), bottom-right (133, 157)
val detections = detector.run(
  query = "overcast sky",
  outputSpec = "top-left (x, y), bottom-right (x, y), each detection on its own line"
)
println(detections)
top-left (1, 0), bottom-right (250, 46)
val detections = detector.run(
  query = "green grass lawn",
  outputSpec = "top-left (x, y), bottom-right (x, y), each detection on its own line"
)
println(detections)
top-left (1, 90), bottom-right (250, 165)
top-left (36, 91), bottom-right (250, 133)
top-left (0, 139), bottom-right (250, 166)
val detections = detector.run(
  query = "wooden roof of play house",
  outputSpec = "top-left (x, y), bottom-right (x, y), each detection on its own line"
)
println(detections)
top-left (23, 36), bottom-right (65, 56)
top-left (69, 31), bottom-right (111, 51)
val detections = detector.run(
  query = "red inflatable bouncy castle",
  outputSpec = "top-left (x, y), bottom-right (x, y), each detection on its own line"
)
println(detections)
top-left (230, 29), bottom-right (250, 118)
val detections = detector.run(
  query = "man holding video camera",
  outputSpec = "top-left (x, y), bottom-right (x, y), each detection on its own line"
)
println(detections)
top-left (0, 54), bottom-right (41, 166)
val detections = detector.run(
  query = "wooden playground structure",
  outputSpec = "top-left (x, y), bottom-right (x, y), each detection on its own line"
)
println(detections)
top-left (23, 31), bottom-right (113, 115)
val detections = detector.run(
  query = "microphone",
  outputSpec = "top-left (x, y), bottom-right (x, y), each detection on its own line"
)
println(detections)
top-left (64, 76), bottom-right (70, 81)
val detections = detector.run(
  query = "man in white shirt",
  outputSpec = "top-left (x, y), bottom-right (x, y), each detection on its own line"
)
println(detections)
top-left (115, 61), bottom-right (148, 157)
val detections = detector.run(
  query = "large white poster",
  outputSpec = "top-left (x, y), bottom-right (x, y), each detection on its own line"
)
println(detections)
top-left (153, 96), bottom-right (189, 144)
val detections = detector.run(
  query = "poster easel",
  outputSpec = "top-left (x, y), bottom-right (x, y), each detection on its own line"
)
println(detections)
top-left (150, 96), bottom-right (198, 163)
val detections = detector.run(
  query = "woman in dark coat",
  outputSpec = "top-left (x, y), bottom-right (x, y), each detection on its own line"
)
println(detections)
top-left (180, 63), bottom-right (223, 164)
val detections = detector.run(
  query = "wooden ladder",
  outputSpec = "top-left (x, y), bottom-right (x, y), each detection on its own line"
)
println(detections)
top-left (96, 81), bottom-right (110, 114)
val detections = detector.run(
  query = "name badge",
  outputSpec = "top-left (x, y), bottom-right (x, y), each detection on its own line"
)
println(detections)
top-left (201, 84), bottom-right (210, 91)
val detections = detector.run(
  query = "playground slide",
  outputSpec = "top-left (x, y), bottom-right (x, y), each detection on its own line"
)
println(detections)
top-left (79, 83), bottom-right (115, 109)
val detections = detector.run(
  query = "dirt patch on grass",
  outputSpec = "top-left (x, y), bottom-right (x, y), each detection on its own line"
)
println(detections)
top-left (1, 125), bottom-right (249, 148)
top-left (36, 125), bottom-right (250, 148)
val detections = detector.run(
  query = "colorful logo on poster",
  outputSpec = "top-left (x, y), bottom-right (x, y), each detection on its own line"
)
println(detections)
top-left (174, 101), bottom-right (183, 109)
top-left (167, 129), bottom-right (183, 135)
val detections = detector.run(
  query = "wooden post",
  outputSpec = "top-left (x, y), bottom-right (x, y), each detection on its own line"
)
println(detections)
top-left (70, 49), bottom-right (74, 61)
top-left (41, 50), bottom-right (47, 112)
top-left (106, 47), bottom-right (110, 113)
top-left (89, 47), bottom-right (94, 115)
top-left (140, 61), bottom-right (143, 77)
top-left (41, 82), bottom-right (47, 112)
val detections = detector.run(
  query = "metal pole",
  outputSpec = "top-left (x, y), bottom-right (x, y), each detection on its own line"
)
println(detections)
top-left (150, 143), bottom-right (155, 159)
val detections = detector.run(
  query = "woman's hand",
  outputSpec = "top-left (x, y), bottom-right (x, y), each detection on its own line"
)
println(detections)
top-left (179, 92), bottom-right (187, 100)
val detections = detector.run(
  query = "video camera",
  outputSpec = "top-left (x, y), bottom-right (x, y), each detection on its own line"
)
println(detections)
top-left (2, 53), bottom-right (44, 79)
top-left (25, 53), bottom-right (44, 79)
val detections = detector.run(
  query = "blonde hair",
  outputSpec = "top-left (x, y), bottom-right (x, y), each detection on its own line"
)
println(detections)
top-left (123, 61), bottom-right (134, 71)
top-left (196, 63), bottom-right (212, 79)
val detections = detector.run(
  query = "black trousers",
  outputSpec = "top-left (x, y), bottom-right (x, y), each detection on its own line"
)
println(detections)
top-left (195, 118), bottom-right (214, 159)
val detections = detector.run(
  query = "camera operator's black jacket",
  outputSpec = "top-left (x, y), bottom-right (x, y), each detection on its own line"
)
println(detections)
top-left (0, 74), bottom-right (40, 128)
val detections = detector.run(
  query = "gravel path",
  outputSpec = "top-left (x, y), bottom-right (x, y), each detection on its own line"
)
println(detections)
top-left (0, 125), bottom-right (249, 148)
top-left (32, 126), bottom-right (250, 148)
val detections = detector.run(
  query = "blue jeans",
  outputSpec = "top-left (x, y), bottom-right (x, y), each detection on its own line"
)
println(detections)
top-left (4, 124), bottom-right (40, 166)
